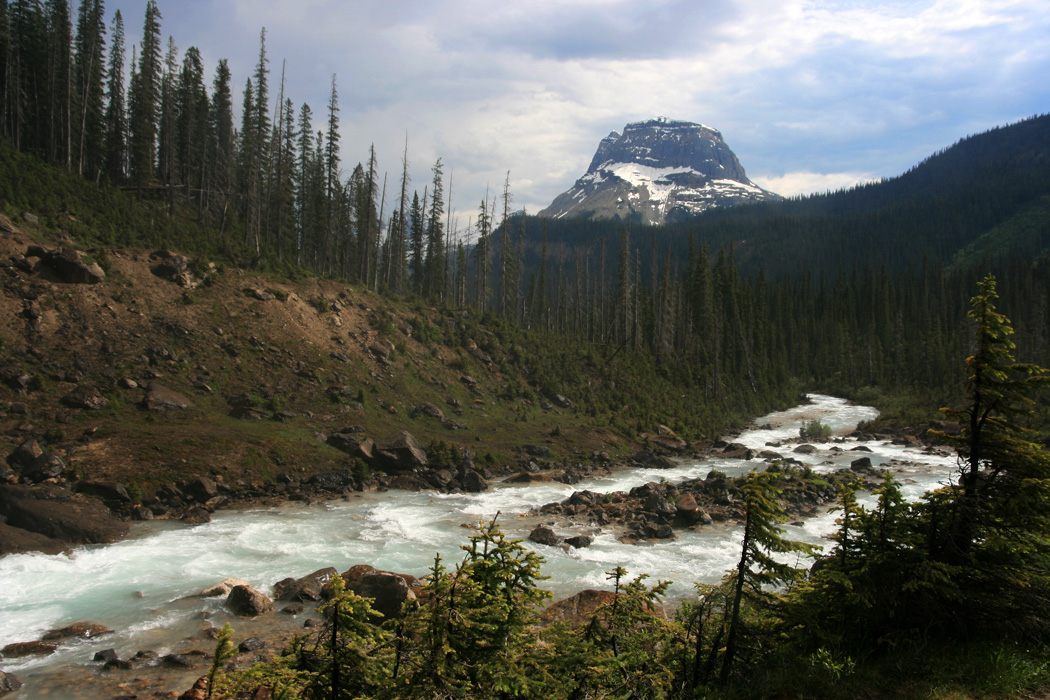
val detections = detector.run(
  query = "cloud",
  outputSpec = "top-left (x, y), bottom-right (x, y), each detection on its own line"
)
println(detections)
top-left (752, 171), bottom-right (878, 198)
top-left (109, 0), bottom-right (1050, 218)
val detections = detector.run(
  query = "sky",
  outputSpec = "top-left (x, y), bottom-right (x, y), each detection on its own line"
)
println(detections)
top-left (104, 0), bottom-right (1050, 231)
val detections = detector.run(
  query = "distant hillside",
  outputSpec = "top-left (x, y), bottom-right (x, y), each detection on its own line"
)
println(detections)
top-left (520, 114), bottom-right (1050, 279)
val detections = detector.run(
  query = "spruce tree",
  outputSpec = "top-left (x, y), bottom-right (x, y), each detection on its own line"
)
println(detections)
top-left (721, 471), bottom-right (816, 685)
top-left (424, 159), bottom-right (445, 298)
top-left (101, 8), bottom-right (125, 182)
top-left (72, 0), bottom-right (105, 177)
top-left (128, 0), bottom-right (161, 186)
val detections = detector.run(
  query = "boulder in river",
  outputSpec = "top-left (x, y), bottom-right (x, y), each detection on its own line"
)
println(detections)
top-left (41, 622), bottom-right (113, 641)
top-left (0, 641), bottom-right (58, 658)
top-left (273, 567), bottom-right (339, 602)
top-left (200, 578), bottom-right (249, 597)
top-left (0, 484), bottom-right (128, 546)
top-left (460, 470), bottom-right (488, 492)
top-left (850, 456), bottom-right (874, 473)
top-left (564, 535), bottom-right (593, 548)
top-left (340, 565), bottom-right (421, 620)
top-left (529, 525), bottom-right (561, 546)
top-left (0, 671), bottom-right (23, 697)
top-left (226, 584), bottom-right (273, 617)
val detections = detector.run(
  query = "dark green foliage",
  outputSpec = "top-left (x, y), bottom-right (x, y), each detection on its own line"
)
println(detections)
top-left (799, 419), bottom-right (831, 441)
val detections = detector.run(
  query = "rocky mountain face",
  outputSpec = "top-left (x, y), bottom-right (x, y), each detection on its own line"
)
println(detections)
top-left (540, 118), bottom-right (780, 225)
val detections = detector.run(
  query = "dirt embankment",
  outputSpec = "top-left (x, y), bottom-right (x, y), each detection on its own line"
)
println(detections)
top-left (0, 218), bottom-right (662, 555)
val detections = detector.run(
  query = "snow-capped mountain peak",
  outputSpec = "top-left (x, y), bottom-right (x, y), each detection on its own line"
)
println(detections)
top-left (540, 118), bottom-right (780, 224)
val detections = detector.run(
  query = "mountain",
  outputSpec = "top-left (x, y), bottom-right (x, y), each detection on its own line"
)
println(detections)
top-left (521, 114), bottom-right (1050, 279)
top-left (538, 117), bottom-right (781, 225)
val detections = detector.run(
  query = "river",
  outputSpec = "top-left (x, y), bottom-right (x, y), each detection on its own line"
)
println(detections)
top-left (0, 394), bottom-right (957, 696)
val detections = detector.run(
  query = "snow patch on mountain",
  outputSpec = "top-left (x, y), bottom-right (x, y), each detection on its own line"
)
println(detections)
top-left (540, 118), bottom-right (781, 224)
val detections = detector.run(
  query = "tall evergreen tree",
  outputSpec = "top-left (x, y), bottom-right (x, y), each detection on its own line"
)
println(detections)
top-left (127, 0), bottom-right (161, 186)
top-left (176, 46), bottom-right (207, 215)
top-left (241, 28), bottom-right (270, 255)
top-left (127, 0), bottom-right (160, 185)
top-left (155, 35), bottom-right (177, 191)
top-left (424, 159), bottom-right (445, 298)
top-left (390, 135), bottom-right (410, 294)
top-left (72, 0), bottom-right (105, 177)
top-left (10, 0), bottom-right (49, 154)
top-left (0, 0), bottom-right (9, 140)
top-left (294, 102), bottom-right (314, 266)
top-left (474, 195), bottom-right (491, 311)
top-left (101, 8), bottom-right (124, 182)
top-left (44, 0), bottom-right (71, 166)
top-left (721, 471), bottom-right (816, 685)
top-left (408, 190), bottom-right (424, 295)
top-left (935, 275), bottom-right (1050, 561)
top-left (207, 57), bottom-right (233, 226)
top-left (323, 73), bottom-right (340, 273)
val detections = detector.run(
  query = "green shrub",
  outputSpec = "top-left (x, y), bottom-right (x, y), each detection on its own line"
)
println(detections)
top-left (800, 419), bottom-right (832, 441)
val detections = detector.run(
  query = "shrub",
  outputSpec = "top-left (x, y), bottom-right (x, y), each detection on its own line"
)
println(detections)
top-left (800, 420), bottom-right (832, 441)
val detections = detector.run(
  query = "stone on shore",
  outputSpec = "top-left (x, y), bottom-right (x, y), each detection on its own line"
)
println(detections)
top-left (226, 584), bottom-right (273, 617)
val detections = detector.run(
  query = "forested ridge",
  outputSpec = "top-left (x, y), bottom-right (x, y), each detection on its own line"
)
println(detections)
top-left (4, 2), bottom-right (1050, 698)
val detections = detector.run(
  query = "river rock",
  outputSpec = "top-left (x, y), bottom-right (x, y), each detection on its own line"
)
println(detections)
top-left (0, 484), bottom-right (128, 545)
top-left (75, 481), bottom-right (131, 506)
top-left (346, 572), bottom-right (412, 620)
top-left (226, 584), bottom-right (273, 617)
top-left (143, 382), bottom-right (192, 411)
top-left (460, 470), bottom-right (488, 492)
top-left (94, 648), bottom-right (119, 663)
top-left (273, 567), bottom-right (338, 602)
top-left (793, 444), bottom-right (818, 454)
top-left (507, 472), bottom-right (553, 484)
top-left (238, 637), bottom-right (265, 652)
top-left (675, 493), bottom-right (703, 524)
top-left (180, 477), bottom-right (218, 503)
top-left (373, 431), bottom-right (428, 472)
top-left (0, 522), bottom-right (68, 555)
top-left (540, 590), bottom-right (618, 626)
top-left (564, 535), bottom-right (593, 548)
top-left (181, 506), bottom-right (212, 524)
top-left (529, 525), bottom-right (561, 546)
top-left (850, 456), bottom-right (874, 473)
top-left (388, 474), bottom-right (431, 492)
top-left (0, 641), bottom-right (58, 658)
top-left (643, 491), bottom-right (676, 520)
top-left (306, 468), bottom-right (356, 491)
top-left (0, 671), bottom-right (22, 697)
top-left (163, 653), bottom-right (197, 668)
top-left (200, 577), bottom-right (250, 598)
top-left (340, 565), bottom-right (421, 620)
top-left (42, 621), bottom-right (113, 641)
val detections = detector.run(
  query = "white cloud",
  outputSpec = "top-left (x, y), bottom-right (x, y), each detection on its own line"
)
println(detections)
top-left (752, 171), bottom-right (878, 198)
top-left (110, 0), bottom-right (1050, 218)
